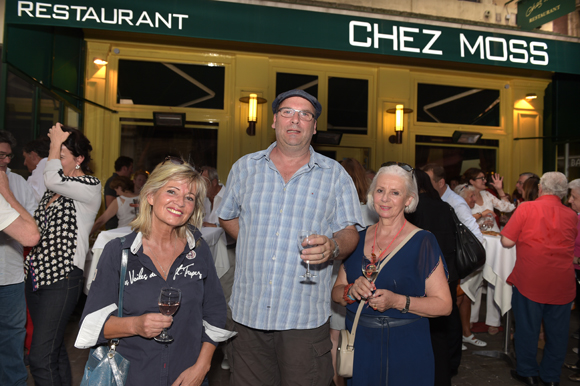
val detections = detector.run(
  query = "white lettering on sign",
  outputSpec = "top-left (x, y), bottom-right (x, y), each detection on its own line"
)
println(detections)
top-left (347, 20), bottom-right (550, 68)
top-left (570, 157), bottom-right (580, 168)
top-left (349, 21), bottom-right (443, 54)
top-left (16, 1), bottom-right (189, 30)
top-left (460, 33), bottom-right (548, 66)
top-left (422, 30), bottom-right (443, 55)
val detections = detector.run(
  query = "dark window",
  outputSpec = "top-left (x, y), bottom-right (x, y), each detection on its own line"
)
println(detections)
top-left (327, 77), bottom-right (368, 135)
top-left (558, 142), bottom-right (580, 181)
top-left (417, 84), bottom-right (500, 126)
top-left (5, 72), bottom-right (35, 176)
top-left (38, 90), bottom-right (62, 137)
top-left (275, 73), bottom-right (318, 99)
top-left (117, 60), bottom-right (225, 109)
top-left (415, 136), bottom-right (498, 180)
top-left (120, 122), bottom-right (218, 173)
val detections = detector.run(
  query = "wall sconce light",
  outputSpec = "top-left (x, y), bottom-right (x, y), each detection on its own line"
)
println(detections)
top-left (386, 104), bottom-right (413, 144)
top-left (525, 93), bottom-right (537, 100)
top-left (239, 93), bottom-right (267, 136)
top-left (93, 57), bottom-right (108, 65)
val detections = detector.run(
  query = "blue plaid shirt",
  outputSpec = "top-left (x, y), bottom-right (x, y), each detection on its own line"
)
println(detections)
top-left (217, 143), bottom-right (364, 330)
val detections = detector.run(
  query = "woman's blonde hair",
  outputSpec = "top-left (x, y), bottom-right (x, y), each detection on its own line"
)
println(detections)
top-left (131, 159), bottom-right (207, 239)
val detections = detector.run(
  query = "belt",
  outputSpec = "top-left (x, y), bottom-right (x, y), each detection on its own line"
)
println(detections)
top-left (346, 309), bottom-right (421, 329)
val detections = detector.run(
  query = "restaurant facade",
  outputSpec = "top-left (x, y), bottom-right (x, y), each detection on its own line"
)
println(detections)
top-left (2, 0), bottom-right (580, 191)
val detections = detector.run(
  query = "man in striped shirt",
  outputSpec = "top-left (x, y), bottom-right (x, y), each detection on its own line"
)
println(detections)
top-left (218, 89), bottom-right (363, 386)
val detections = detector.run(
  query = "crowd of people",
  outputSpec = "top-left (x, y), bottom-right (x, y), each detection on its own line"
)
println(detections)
top-left (0, 89), bottom-right (579, 386)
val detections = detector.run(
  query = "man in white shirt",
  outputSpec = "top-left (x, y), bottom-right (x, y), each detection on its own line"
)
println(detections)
top-left (23, 137), bottom-right (50, 202)
top-left (201, 166), bottom-right (224, 228)
top-left (0, 131), bottom-right (41, 386)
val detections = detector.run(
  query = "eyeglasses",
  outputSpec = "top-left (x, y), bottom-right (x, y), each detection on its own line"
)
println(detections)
top-left (0, 153), bottom-right (14, 160)
top-left (277, 108), bottom-right (315, 122)
top-left (381, 161), bottom-right (414, 173)
top-left (459, 184), bottom-right (469, 192)
top-left (474, 176), bottom-right (486, 181)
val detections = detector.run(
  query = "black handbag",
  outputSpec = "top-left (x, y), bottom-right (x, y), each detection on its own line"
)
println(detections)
top-left (447, 204), bottom-right (486, 279)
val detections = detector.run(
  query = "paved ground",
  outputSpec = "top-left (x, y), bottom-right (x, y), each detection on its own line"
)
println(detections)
top-left (26, 295), bottom-right (580, 386)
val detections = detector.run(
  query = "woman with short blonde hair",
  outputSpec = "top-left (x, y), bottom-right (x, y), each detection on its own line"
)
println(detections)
top-left (78, 157), bottom-right (226, 386)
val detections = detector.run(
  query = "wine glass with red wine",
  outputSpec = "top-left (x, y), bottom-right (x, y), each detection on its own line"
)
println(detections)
top-left (154, 287), bottom-right (181, 343)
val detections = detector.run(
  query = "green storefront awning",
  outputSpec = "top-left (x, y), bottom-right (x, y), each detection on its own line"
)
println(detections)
top-left (6, 0), bottom-right (580, 75)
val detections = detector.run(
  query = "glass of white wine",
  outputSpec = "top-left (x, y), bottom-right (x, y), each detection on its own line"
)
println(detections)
top-left (154, 287), bottom-right (181, 343)
top-left (297, 231), bottom-right (316, 282)
top-left (362, 255), bottom-right (379, 282)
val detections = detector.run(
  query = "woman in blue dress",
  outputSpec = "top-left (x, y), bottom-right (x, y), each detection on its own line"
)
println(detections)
top-left (332, 163), bottom-right (452, 385)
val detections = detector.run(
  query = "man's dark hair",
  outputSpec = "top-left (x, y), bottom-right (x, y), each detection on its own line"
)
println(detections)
top-left (0, 131), bottom-right (17, 148)
top-left (114, 156), bottom-right (133, 171)
top-left (421, 163), bottom-right (446, 182)
top-left (23, 137), bottom-right (50, 158)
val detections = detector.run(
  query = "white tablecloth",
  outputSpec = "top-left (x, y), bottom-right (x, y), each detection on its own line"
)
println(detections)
top-left (84, 226), bottom-right (230, 294)
top-left (460, 234), bottom-right (517, 315)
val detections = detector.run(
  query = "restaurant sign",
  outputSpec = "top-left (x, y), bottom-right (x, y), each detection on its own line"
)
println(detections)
top-left (6, 0), bottom-right (580, 75)
top-left (517, 0), bottom-right (577, 30)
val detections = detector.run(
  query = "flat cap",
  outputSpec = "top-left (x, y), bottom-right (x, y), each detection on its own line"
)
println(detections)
top-left (271, 89), bottom-right (322, 120)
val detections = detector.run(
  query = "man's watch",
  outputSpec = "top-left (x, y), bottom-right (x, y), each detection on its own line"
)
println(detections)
top-left (401, 295), bottom-right (411, 313)
top-left (330, 238), bottom-right (340, 259)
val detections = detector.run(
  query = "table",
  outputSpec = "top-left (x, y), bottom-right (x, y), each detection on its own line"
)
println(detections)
top-left (460, 233), bottom-right (517, 366)
top-left (461, 234), bottom-right (517, 316)
top-left (84, 226), bottom-right (230, 294)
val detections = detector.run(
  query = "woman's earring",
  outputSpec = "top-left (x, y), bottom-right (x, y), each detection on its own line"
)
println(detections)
top-left (75, 164), bottom-right (80, 170)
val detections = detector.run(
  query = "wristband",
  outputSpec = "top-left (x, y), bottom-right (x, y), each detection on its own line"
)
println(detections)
top-left (343, 283), bottom-right (355, 304)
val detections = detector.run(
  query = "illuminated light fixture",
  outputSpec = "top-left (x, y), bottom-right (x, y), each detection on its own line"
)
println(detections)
top-left (525, 93), bottom-right (537, 100)
top-left (93, 58), bottom-right (108, 65)
top-left (239, 93), bottom-right (267, 136)
top-left (452, 130), bottom-right (482, 144)
top-left (386, 104), bottom-right (413, 144)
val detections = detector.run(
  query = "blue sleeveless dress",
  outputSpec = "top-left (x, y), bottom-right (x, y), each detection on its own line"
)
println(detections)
top-left (344, 229), bottom-right (446, 386)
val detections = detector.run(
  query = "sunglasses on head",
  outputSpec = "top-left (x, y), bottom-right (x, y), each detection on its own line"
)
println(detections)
top-left (381, 161), bottom-right (414, 173)
top-left (162, 156), bottom-right (185, 166)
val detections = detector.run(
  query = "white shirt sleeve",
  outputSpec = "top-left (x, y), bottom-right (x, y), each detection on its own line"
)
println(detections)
top-left (27, 158), bottom-right (48, 202)
top-left (442, 186), bottom-right (484, 243)
top-left (0, 194), bottom-right (19, 231)
top-left (8, 170), bottom-right (38, 215)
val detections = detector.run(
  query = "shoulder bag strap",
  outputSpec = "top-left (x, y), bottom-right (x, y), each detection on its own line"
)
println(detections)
top-left (348, 228), bottom-right (421, 345)
top-left (110, 237), bottom-right (129, 348)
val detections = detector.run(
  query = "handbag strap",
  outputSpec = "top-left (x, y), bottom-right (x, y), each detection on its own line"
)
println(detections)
top-left (110, 237), bottom-right (129, 348)
top-left (348, 228), bottom-right (421, 346)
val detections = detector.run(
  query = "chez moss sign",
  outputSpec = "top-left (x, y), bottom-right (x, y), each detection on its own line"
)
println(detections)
top-left (6, 0), bottom-right (580, 75)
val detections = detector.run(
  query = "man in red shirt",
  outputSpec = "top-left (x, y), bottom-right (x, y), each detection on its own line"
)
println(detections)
top-left (501, 172), bottom-right (577, 386)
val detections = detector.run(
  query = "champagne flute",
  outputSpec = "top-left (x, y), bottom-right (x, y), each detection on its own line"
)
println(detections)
top-left (297, 231), bottom-right (316, 281)
top-left (154, 287), bottom-right (181, 343)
